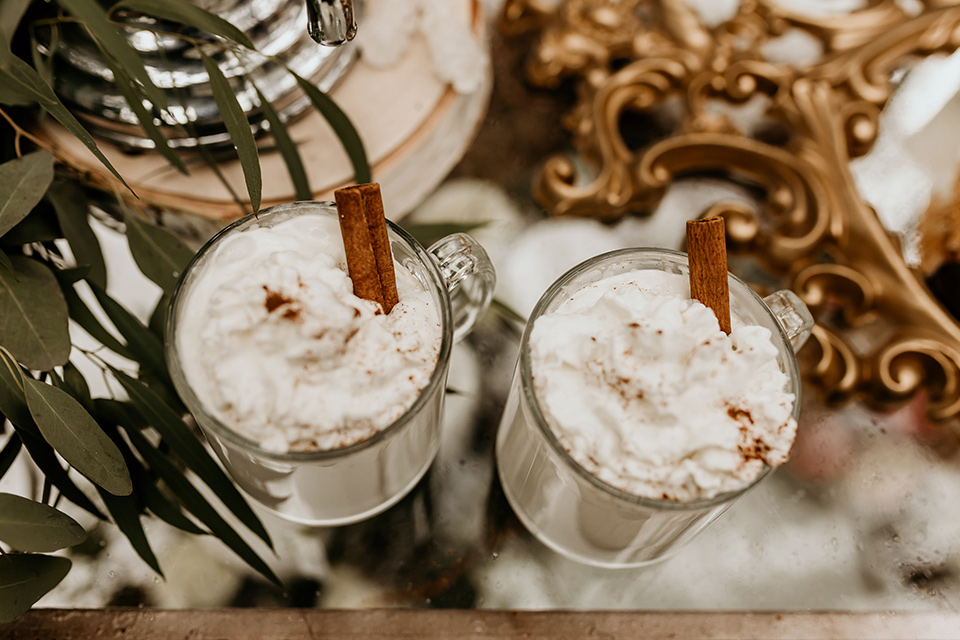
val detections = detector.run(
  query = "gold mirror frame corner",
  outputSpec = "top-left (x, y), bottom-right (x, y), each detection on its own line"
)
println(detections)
top-left (502, 0), bottom-right (960, 421)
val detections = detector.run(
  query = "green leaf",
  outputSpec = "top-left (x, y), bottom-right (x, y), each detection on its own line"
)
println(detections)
top-left (92, 398), bottom-right (147, 432)
top-left (200, 51), bottom-right (261, 213)
top-left (122, 212), bottom-right (194, 294)
top-left (0, 250), bottom-right (12, 273)
top-left (0, 553), bottom-right (71, 623)
top-left (292, 71), bottom-right (371, 184)
top-left (110, 368), bottom-right (273, 548)
top-left (0, 347), bottom-right (31, 429)
top-left (58, 283), bottom-right (134, 360)
top-left (255, 85), bottom-right (311, 201)
top-left (124, 426), bottom-right (280, 586)
top-left (0, 257), bottom-right (70, 371)
top-left (55, 266), bottom-right (89, 285)
top-left (47, 181), bottom-right (107, 289)
top-left (97, 487), bottom-right (163, 576)
top-left (138, 370), bottom-right (185, 416)
top-left (24, 377), bottom-right (132, 496)
top-left (139, 469), bottom-right (206, 536)
top-left (88, 283), bottom-right (166, 377)
top-left (0, 200), bottom-right (61, 246)
top-left (0, 151), bottom-right (55, 239)
top-left (115, 0), bottom-right (256, 50)
top-left (12, 425), bottom-right (105, 520)
top-left (0, 32), bottom-right (132, 193)
top-left (0, 493), bottom-right (86, 552)
top-left (148, 294), bottom-right (168, 340)
top-left (0, 432), bottom-right (22, 481)
top-left (0, 354), bottom-right (104, 519)
top-left (60, 363), bottom-right (93, 414)
top-left (0, 0), bottom-right (31, 45)
top-left (101, 58), bottom-right (187, 175)
top-left (91, 401), bottom-right (205, 535)
top-left (57, 0), bottom-right (168, 111)
top-left (402, 221), bottom-right (490, 249)
top-left (29, 25), bottom-right (57, 90)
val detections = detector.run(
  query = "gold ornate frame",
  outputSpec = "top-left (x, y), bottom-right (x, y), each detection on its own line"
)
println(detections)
top-left (501, 0), bottom-right (960, 420)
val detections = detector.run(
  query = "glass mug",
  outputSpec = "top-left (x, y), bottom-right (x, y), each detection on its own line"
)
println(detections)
top-left (166, 201), bottom-right (495, 526)
top-left (495, 248), bottom-right (813, 568)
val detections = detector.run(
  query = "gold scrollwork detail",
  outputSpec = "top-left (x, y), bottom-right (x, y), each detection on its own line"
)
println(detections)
top-left (871, 335), bottom-right (960, 420)
top-left (505, 0), bottom-right (960, 421)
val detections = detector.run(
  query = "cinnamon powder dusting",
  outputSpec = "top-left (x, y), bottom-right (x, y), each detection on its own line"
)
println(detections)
top-left (263, 287), bottom-right (301, 321)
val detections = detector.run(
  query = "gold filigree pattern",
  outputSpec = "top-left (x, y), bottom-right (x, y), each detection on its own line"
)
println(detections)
top-left (503, 0), bottom-right (960, 420)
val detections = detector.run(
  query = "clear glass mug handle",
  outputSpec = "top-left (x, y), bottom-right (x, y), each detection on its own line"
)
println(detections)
top-left (763, 289), bottom-right (814, 351)
top-left (429, 234), bottom-right (496, 343)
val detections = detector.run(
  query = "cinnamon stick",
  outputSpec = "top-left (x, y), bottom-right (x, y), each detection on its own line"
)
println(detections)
top-left (334, 183), bottom-right (400, 313)
top-left (335, 187), bottom-right (385, 309)
top-left (686, 217), bottom-right (731, 334)
top-left (357, 183), bottom-right (399, 313)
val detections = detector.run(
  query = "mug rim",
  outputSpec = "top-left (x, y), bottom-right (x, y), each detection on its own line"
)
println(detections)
top-left (517, 247), bottom-right (802, 511)
top-left (164, 200), bottom-right (454, 463)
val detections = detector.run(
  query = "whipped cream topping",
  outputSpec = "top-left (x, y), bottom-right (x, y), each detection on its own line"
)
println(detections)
top-left (528, 270), bottom-right (797, 502)
top-left (176, 214), bottom-right (442, 453)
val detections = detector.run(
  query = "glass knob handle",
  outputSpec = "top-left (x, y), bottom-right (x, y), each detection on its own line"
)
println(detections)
top-left (306, 0), bottom-right (357, 46)
top-left (763, 289), bottom-right (814, 351)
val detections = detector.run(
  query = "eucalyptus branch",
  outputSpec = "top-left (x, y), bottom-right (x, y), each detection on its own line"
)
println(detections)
top-left (0, 106), bottom-right (58, 159)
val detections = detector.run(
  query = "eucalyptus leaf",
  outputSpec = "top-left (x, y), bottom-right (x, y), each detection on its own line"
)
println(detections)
top-left (0, 250), bottom-right (12, 273)
top-left (0, 432), bottom-right (22, 482)
top-left (138, 371), bottom-right (185, 416)
top-left (61, 363), bottom-right (93, 413)
top-left (0, 79), bottom-right (29, 106)
top-left (29, 25), bottom-right (57, 90)
top-left (122, 213), bottom-right (194, 294)
top-left (110, 368), bottom-right (273, 548)
top-left (47, 181), bottom-right (107, 289)
top-left (97, 487), bottom-right (163, 576)
top-left (24, 377), bottom-right (132, 496)
top-left (0, 553), bottom-right (71, 623)
top-left (0, 151), bottom-right (54, 239)
top-left (0, 257), bottom-right (70, 371)
top-left (57, 0), bottom-right (168, 111)
top-left (201, 51), bottom-right (261, 213)
top-left (148, 294), bottom-right (168, 340)
top-left (0, 348), bottom-right (31, 429)
top-left (0, 200), bottom-right (61, 246)
top-left (0, 32), bottom-right (131, 193)
top-left (12, 424), bottom-right (105, 520)
top-left (0, 493), bottom-right (86, 552)
top-left (292, 71), bottom-right (371, 184)
top-left (0, 354), bottom-right (104, 519)
top-left (102, 427), bottom-right (206, 536)
top-left (124, 426), bottom-right (280, 586)
top-left (115, 0), bottom-right (256, 50)
top-left (402, 221), bottom-right (490, 249)
top-left (92, 398), bottom-right (147, 432)
top-left (255, 85), bottom-right (311, 201)
top-left (88, 283), bottom-right (166, 378)
top-left (195, 142), bottom-right (246, 210)
top-left (59, 283), bottom-right (134, 360)
top-left (101, 58), bottom-right (187, 175)
top-left (55, 266), bottom-right (90, 286)
top-left (0, 0), bottom-right (31, 45)
top-left (140, 475), bottom-right (206, 536)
